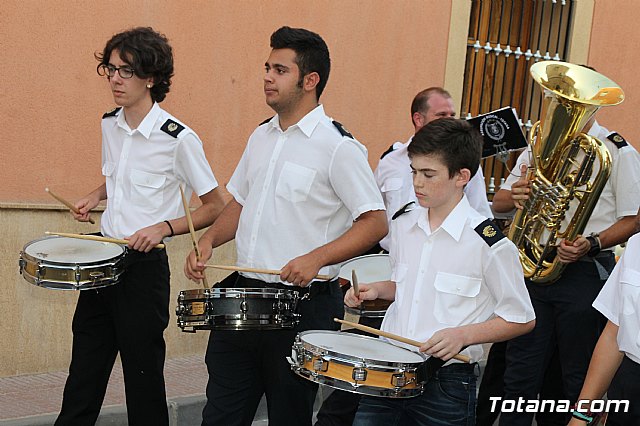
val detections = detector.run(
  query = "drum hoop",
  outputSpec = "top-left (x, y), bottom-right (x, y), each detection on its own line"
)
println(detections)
top-left (338, 253), bottom-right (391, 281)
top-left (21, 236), bottom-right (125, 267)
top-left (179, 287), bottom-right (298, 299)
top-left (297, 330), bottom-right (425, 368)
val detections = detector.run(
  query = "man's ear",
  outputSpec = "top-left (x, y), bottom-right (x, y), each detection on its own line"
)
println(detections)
top-left (456, 168), bottom-right (472, 187)
top-left (303, 72), bottom-right (320, 93)
top-left (412, 112), bottom-right (424, 129)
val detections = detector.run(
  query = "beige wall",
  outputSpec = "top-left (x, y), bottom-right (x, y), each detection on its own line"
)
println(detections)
top-left (1, 0), bottom-right (455, 377)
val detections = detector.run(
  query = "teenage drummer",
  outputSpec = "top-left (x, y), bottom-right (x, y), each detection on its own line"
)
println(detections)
top-left (184, 26), bottom-right (387, 426)
top-left (344, 118), bottom-right (535, 426)
top-left (55, 27), bottom-right (225, 426)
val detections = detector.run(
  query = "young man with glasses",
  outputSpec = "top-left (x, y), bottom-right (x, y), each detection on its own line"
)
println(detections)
top-left (55, 27), bottom-right (225, 426)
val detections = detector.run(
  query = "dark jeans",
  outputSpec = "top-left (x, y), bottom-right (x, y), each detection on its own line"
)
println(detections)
top-left (201, 276), bottom-right (344, 426)
top-left (353, 362), bottom-right (478, 426)
top-left (55, 249), bottom-right (170, 426)
top-left (500, 254), bottom-right (614, 426)
top-left (606, 356), bottom-right (640, 426)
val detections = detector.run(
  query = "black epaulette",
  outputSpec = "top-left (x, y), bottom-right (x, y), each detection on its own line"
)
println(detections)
top-left (259, 116), bottom-right (274, 126)
top-left (607, 132), bottom-right (628, 149)
top-left (392, 201), bottom-right (415, 220)
top-left (160, 119), bottom-right (185, 138)
top-left (474, 219), bottom-right (505, 247)
top-left (380, 144), bottom-right (396, 160)
top-left (332, 120), bottom-right (354, 139)
top-left (102, 107), bottom-right (121, 119)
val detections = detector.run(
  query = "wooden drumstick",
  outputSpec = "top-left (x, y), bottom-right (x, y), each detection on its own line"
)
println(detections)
top-left (334, 318), bottom-right (471, 363)
top-left (46, 188), bottom-right (95, 224)
top-left (180, 186), bottom-right (209, 289)
top-left (351, 269), bottom-right (360, 297)
top-left (205, 264), bottom-right (332, 281)
top-left (45, 231), bottom-right (165, 249)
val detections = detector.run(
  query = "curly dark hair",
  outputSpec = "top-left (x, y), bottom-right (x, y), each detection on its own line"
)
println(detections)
top-left (270, 26), bottom-right (330, 101)
top-left (95, 27), bottom-right (173, 103)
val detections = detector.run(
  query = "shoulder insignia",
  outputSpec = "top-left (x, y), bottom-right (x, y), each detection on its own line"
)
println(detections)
top-left (102, 107), bottom-right (121, 119)
top-left (160, 119), bottom-right (185, 138)
top-left (392, 201), bottom-right (415, 220)
top-left (332, 120), bottom-right (354, 139)
top-left (259, 116), bottom-right (274, 126)
top-left (474, 219), bottom-right (505, 247)
top-left (607, 132), bottom-right (628, 149)
top-left (380, 144), bottom-right (396, 160)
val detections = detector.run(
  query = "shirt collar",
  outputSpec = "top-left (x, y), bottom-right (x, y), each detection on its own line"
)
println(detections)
top-left (269, 104), bottom-right (324, 138)
top-left (416, 195), bottom-right (471, 241)
top-left (115, 103), bottom-right (161, 139)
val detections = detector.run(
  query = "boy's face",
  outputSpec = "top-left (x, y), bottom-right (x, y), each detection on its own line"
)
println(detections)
top-left (107, 49), bottom-right (152, 110)
top-left (410, 154), bottom-right (468, 210)
top-left (263, 48), bottom-right (304, 114)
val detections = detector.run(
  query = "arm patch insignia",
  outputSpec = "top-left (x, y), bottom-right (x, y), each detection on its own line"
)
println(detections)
top-left (102, 107), bottom-right (121, 119)
top-left (392, 201), bottom-right (415, 220)
top-left (259, 116), bottom-right (274, 126)
top-left (474, 219), bottom-right (505, 247)
top-left (380, 144), bottom-right (396, 159)
top-left (160, 119), bottom-right (185, 138)
top-left (332, 120), bottom-right (354, 139)
top-left (607, 132), bottom-right (628, 149)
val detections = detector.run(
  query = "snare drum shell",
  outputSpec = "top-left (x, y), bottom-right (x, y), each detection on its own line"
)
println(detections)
top-left (19, 237), bottom-right (125, 290)
top-left (290, 330), bottom-right (426, 398)
top-left (176, 287), bottom-right (299, 332)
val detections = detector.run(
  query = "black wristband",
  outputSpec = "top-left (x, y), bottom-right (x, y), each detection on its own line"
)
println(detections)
top-left (164, 220), bottom-right (175, 237)
top-left (586, 235), bottom-right (601, 257)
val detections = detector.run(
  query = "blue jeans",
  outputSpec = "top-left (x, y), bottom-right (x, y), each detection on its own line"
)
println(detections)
top-left (353, 362), bottom-right (478, 426)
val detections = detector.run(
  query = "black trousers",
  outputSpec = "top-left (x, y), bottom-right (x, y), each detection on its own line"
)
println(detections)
top-left (201, 275), bottom-right (344, 426)
top-left (55, 249), bottom-right (170, 426)
top-left (500, 254), bottom-right (615, 426)
top-left (607, 356), bottom-right (640, 426)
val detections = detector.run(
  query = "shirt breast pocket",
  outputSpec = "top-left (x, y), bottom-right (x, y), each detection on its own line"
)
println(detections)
top-left (275, 161), bottom-right (316, 203)
top-left (102, 162), bottom-right (116, 198)
top-left (433, 272), bottom-right (481, 325)
top-left (130, 169), bottom-right (166, 209)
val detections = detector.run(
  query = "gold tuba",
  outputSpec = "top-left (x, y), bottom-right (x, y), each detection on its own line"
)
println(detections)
top-left (508, 61), bottom-right (623, 284)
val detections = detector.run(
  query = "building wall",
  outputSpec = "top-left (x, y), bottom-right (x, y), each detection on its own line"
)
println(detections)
top-left (1, 0), bottom-right (455, 377)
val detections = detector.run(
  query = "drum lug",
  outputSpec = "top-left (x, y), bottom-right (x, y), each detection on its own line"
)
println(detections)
top-left (74, 265), bottom-right (81, 285)
top-left (313, 357), bottom-right (329, 372)
top-left (240, 300), bottom-right (248, 313)
top-left (89, 271), bottom-right (105, 282)
top-left (36, 262), bottom-right (46, 282)
top-left (391, 372), bottom-right (407, 387)
top-left (352, 367), bottom-right (367, 382)
top-left (18, 255), bottom-right (26, 272)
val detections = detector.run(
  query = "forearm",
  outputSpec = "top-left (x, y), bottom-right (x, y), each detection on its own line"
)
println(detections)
top-left (89, 183), bottom-right (108, 202)
top-left (369, 280), bottom-right (396, 300)
top-left (576, 321), bottom-right (623, 401)
top-left (198, 198), bottom-right (242, 249)
top-left (165, 188), bottom-right (225, 237)
top-left (307, 209), bottom-right (388, 267)
top-left (491, 189), bottom-right (515, 213)
top-left (458, 316), bottom-right (535, 347)
top-left (599, 215), bottom-right (639, 249)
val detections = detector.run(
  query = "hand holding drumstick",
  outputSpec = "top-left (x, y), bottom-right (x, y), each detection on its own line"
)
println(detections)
top-left (46, 188), bottom-right (96, 224)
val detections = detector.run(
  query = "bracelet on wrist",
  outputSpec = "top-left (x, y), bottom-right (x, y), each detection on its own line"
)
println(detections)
top-left (164, 220), bottom-right (175, 237)
top-left (586, 233), bottom-right (601, 257)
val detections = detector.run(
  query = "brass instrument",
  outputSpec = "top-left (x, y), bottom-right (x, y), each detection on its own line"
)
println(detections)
top-left (508, 61), bottom-right (623, 284)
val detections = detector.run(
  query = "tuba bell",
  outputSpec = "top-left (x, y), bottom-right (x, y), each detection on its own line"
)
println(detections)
top-left (508, 61), bottom-right (623, 284)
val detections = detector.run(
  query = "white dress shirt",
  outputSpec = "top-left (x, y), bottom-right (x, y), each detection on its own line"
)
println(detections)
top-left (593, 233), bottom-right (640, 363)
top-left (381, 196), bottom-right (535, 362)
top-left (501, 121), bottom-right (640, 236)
top-left (227, 105), bottom-right (385, 283)
top-left (101, 103), bottom-right (219, 239)
top-left (374, 138), bottom-right (493, 250)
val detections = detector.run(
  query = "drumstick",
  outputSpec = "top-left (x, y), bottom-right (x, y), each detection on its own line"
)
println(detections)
top-left (180, 186), bottom-right (209, 289)
top-left (205, 264), bottom-right (333, 281)
top-left (45, 231), bottom-right (165, 249)
top-left (351, 269), bottom-right (360, 297)
top-left (45, 188), bottom-right (95, 224)
top-left (334, 318), bottom-right (471, 363)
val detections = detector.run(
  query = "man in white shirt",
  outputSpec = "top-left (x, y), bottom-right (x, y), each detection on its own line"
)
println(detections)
top-left (185, 26), bottom-right (387, 426)
top-left (57, 27), bottom-right (225, 426)
top-left (374, 87), bottom-right (493, 252)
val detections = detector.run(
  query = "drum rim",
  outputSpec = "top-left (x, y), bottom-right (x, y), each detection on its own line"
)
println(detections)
top-left (338, 253), bottom-right (391, 281)
top-left (296, 330), bottom-right (426, 366)
top-left (178, 287), bottom-right (299, 299)
top-left (21, 235), bottom-right (125, 266)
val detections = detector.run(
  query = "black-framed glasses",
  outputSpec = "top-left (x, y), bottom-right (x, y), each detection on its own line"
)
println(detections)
top-left (98, 64), bottom-right (136, 79)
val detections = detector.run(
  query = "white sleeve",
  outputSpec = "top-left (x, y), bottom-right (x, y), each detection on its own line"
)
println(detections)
top-left (174, 132), bottom-right (218, 196)
top-left (465, 166), bottom-right (493, 218)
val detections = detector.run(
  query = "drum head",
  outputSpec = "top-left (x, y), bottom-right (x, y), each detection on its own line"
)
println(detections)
top-left (338, 254), bottom-right (391, 283)
top-left (300, 330), bottom-right (424, 364)
top-left (24, 237), bottom-right (124, 263)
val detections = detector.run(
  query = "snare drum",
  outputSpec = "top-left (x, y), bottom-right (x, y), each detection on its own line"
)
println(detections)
top-left (339, 254), bottom-right (393, 317)
top-left (176, 287), bottom-right (300, 332)
top-left (19, 236), bottom-right (125, 290)
top-left (289, 330), bottom-right (426, 398)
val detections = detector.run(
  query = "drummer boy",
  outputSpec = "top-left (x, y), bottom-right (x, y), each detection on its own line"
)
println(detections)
top-left (344, 118), bottom-right (535, 426)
